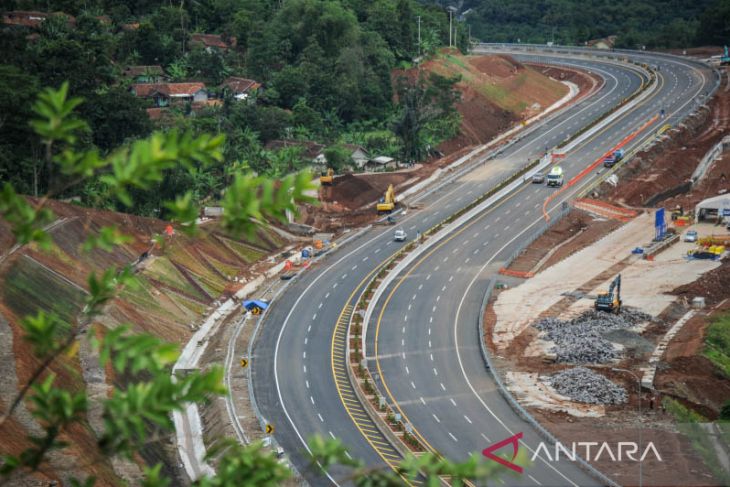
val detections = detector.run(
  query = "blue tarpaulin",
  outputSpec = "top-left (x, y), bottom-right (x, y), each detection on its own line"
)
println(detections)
top-left (243, 300), bottom-right (269, 312)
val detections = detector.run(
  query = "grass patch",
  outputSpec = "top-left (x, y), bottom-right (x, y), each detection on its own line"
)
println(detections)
top-left (664, 397), bottom-right (730, 485)
top-left (223, 240), bottom-right (265, 263)
top-left (704, 313), bottom-right (730, 377)
top-left (444, 54), bottom-right (467, 70)
top-left (3, 258), bottom-right (85, 333)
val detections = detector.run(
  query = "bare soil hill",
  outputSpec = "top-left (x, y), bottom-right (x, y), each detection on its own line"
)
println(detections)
top-left (314, 51), bottom-right (580, 231)
top-left (0, 201), bottom-right (292, 485)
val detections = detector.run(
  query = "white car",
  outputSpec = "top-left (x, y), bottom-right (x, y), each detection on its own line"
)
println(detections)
top-left (684, 230), bottom-right (698, 243)
top-left (394, 229), bottom-right (407, 241)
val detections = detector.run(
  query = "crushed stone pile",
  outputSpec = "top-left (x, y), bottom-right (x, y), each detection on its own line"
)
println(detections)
top-left (534, 309), bottom-right (651, 363)
top-left (547, 367), bottom-right (627, 405)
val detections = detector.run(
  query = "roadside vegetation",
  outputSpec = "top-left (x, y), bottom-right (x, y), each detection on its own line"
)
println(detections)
top-left (0, 0), bottom-right (466, 221)
top-left (0, 82), bottom-right (504, 486)
top-left (704, 312), bottom-right (730, 377)
top-left (463, 0), bottom-right (724, 49)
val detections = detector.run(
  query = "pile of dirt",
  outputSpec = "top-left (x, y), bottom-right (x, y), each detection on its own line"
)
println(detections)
top-left (670, 259), bottom-right (730, 306)
top-left (324, 173), bottom-right (380, 210)
top-left (602, 71), bottom-right (730, 208)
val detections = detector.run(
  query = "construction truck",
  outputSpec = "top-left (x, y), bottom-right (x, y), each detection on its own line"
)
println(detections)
top-left (546, 166), bottom-right (564, 187)
top-left (376, 184), bottom-right (396, 213)
top-left (603, 149), bottom-right (625, 168)
top-left (595, 274), bottom-right (622, 314)
top-left (319, 168), bottom-right (334, 185)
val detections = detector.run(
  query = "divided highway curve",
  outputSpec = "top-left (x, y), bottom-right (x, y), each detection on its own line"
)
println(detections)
top-left (248, 46), bottom-right (715, 486)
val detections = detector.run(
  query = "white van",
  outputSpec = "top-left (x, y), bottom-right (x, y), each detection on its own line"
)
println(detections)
top-left (546, 166), bottom-right (564, 187)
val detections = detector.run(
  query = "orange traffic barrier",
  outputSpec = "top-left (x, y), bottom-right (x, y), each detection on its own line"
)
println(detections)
top-left (542, 114), bottom-right (660, 221)
top-left (499, 268), bottom-right (535, 278)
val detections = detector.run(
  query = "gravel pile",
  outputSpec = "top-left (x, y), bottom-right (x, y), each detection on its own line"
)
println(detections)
top-left (534, 309), bottom-right (651, 364)
top-left (547, 367), bottom-right (627, 405)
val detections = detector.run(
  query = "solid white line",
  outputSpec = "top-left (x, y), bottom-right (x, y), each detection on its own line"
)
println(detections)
top-left (529, 474), bottom-right (542, 485)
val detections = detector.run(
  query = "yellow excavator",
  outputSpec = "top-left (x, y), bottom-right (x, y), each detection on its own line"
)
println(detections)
top-left (319, 168), bottom-right (334, 185)
top-left (595, 274), bottom-right (622, 314)
top-left (376, 184), bottom-right (396, 213)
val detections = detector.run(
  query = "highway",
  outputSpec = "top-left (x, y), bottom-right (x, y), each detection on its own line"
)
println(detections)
top-left (249, 47), bottom-right (715, 486)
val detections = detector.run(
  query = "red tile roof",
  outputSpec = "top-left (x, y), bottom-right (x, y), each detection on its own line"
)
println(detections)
top-left (221, 77), bottom-right (261, 93)
top-left (131, 82), bottom-right (206, 98)
top-left (191, 33), bottom-right (235, 49)
top-left (2, 10), bottom-right (75, 28)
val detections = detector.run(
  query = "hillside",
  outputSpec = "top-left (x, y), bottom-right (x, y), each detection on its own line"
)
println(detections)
top-left (425, 52), bottom-right (569, 153)
top-left (458, 0), bottom-right (715, 49)
top-left (0, 201), bottom-right (295, 485)
top-left (311, 52), bottom-right (574, 230)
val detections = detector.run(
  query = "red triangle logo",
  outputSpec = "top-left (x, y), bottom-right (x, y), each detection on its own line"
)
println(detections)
top-left (482, 432), bottom-right (524, 474)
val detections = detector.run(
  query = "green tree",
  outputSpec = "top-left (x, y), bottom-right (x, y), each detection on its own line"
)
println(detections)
top-left (79, 87), bottom-right (152, 152)
top-left (393, 71), bottom-right (461, 163)
top-left (0, 81), bottom-right (510, 487)
top-left (323, 144), bottom-right (351, 173)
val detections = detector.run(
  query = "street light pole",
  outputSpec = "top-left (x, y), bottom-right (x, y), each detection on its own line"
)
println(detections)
top-left (449, 9), bottom-right (453, 47)
top-left (612, 367), bottom-right (642, 487)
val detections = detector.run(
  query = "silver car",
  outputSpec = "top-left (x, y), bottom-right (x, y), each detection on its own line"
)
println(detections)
top-left (531, 173), bottom-right (545, 184)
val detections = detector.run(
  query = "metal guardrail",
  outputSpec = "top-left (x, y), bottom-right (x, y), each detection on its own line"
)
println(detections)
top-left (476, 221), bottom-right (620, 487)
top-left (472, 42), bottom-right (720, 487)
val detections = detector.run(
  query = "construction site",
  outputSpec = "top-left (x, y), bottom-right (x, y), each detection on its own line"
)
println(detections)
top-left (305, 52), bottom-right (598, 231)
top-left (485, 70), bottom-right (730, 486)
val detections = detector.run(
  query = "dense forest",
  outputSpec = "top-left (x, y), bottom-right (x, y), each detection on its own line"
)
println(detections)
top-left (3, 0), bottom-right (730, 219)
top-left (451, 0), bottom-right (729, 49)
top-left (0, 0), bottom-right (466, 217)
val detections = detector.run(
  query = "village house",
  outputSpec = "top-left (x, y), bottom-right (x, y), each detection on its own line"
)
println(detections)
top-left (2, 10), bottom-right (75, 28)
top-left (190, 33), bottom-right (236, 52)
top-left (123, 65), bottom-right (165, 84)
top-left (130, 82), bottom-right (208, 108)
top-left (220, 77), bottom-right (261, 101)
top-left (366, 155), bottom-right (397, 171)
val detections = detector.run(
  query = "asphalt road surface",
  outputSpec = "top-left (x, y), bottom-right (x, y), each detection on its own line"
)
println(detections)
top-left (249, 46), bottom-right (715, 486)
